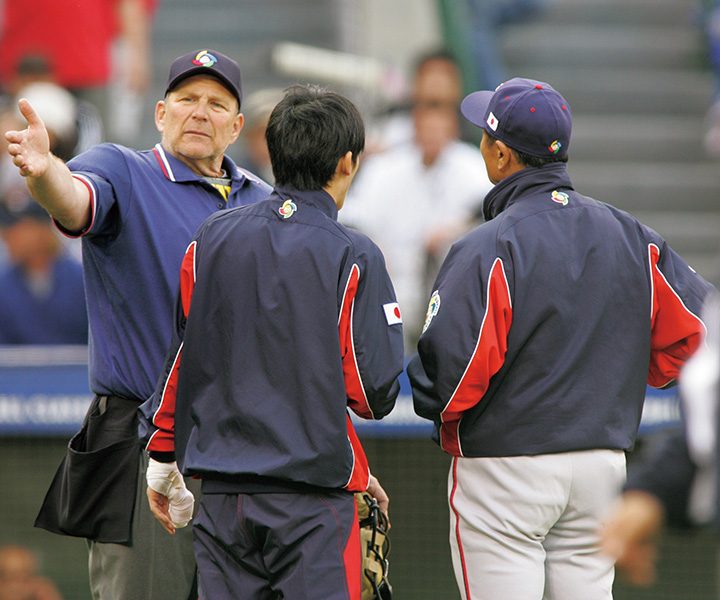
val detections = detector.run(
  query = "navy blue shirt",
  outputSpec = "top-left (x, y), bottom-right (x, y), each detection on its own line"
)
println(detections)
top-left (0, 254), bottom-right (87, 344)
top-left (64, 142), bottom-right (270, 399)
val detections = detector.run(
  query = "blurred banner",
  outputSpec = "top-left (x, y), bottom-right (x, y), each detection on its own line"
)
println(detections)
top-left (0, 346), bottom-right (680, 437)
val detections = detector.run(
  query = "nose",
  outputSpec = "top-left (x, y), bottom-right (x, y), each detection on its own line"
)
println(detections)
top-left (191, 99), bottom-right (210, 119)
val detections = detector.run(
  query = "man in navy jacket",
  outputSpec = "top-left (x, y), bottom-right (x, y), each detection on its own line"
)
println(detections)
top-left (140, 85), bottom-right (404, 600)
top-left (408, 78), bottom-right (713, 600)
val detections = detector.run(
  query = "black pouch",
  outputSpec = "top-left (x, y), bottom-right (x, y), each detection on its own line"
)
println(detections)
top-left (34, 395), bottom-right (142, 544)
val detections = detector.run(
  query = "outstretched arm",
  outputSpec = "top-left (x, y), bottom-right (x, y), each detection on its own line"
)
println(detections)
top-left (5, 98), bottom-right (92, 232)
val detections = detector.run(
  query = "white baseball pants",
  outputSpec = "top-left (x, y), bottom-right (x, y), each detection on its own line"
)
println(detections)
top-left (448, 449), bottom-right (626, 600)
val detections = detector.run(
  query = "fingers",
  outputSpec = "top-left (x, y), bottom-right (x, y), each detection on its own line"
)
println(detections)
top-left (147, 486), bottom-right (176, 535)
top-left (367, 474), bottom-right (390, 526)
top-left (599, 491), bottom-right (664, 586)
top-left (17, 97), bottom-right (44, 128)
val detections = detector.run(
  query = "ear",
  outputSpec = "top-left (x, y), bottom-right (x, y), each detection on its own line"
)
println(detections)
top-left (155, 100), bottom-right (166, 133)
top-left (336, 150), bottom-right (355, 176)
top-left (228, 113), bottom-right (244, 146)
top-left (494, 140), bottom-right (514, 173)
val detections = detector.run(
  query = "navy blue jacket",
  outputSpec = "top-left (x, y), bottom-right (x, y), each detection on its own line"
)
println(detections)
top-left (408, 163), bottom-right (712, 457)
top-left (140, 187), bottom-right (404, 493)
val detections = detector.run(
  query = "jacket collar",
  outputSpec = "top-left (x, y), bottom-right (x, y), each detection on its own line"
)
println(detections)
top-left (483, 163), bottom-right (574, 221)
top-left (273, 186), bottom-right (339, 221)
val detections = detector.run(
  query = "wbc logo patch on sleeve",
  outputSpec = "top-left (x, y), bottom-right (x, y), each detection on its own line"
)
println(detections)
top-left (383, 302), bottom-right (402, 325)
top-left (422, 290), bottom-right (441, 333)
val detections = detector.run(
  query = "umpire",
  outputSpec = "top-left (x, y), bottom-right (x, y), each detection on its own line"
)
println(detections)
top-left (408, 78), bottom-right (713, 600)
top-left (6, 50), bottom-right (270, 599)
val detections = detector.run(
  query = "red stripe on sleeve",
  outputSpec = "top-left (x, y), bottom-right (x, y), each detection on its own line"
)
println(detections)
top-left (338, 264), bottom-right (373, 418)
top-left (180, 242), bottom-right (197, 317)
top-left (146, 345), bottom-right (183, 453)
top-left (344, 414), bottom-right (370, 492)
top-left (440, 258), bottom-right (512, 455)
top-left (648, 244), bottom-right (705, 388)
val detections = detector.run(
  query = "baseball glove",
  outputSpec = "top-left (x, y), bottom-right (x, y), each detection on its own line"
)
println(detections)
top-left (355, 491), bottom-right (392, 600)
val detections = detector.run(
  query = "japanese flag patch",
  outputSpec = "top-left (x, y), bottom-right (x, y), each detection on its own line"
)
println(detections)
top-left (383, 302), bottom-right (402, 325)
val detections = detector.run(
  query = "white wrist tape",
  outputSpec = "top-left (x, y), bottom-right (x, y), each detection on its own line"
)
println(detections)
top-left (146, 458), bottom-right (195, 528)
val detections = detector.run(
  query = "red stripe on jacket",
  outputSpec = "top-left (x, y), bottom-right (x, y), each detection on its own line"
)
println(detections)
top-left (146, 243), bottom-right (197, 453)
top-left (338, 263), bottom-right (371, 491)
top-left (440, 258), bottom-right (513, 455)
top-left (339, 264), bottom-right (373, 418)
top-left (648, 243), bottom-right (705, 388)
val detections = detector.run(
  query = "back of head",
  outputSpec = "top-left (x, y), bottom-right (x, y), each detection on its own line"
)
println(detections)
top-left (265, 85), bottom-right (365, 190)
top-left (461, 77), bottom-right (572, 168)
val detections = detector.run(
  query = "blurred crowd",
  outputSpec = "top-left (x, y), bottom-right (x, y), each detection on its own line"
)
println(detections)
top-left (0, 0), bottom-right (157, 345)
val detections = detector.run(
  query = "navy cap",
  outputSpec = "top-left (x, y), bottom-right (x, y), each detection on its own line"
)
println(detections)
top-left (461, 78), bottom-right (571, 159)
top-left (0, 192), bottom-right (50, 227)
top-left (165, 49), bottom-right (242, 108)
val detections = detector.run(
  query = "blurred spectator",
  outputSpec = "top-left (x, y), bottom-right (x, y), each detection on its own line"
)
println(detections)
top-left (1, 76), bottom-right (89, 264)
top-left (698, 0), bottom-right (720, 155)
top-left (235, 88), bottom-right (284, 184)
top-left (4, 55), bottom-right (104, 157)
top-left (106, 0), bottom-right (159, 144)
top-left (0, 0), bottom-right (152, 141)
top-left (600, 291), bottom-right (720, 586)
top-left (0, 545), bottom-right (63, 600)
top-left (368, 49), bottom-right (465, 153)
top-left (341, 50), bottom-right (492, 349)
top-left (0, 194), bottom-right (87, 345)
top-left (465, 0), bottom-right (550, 91)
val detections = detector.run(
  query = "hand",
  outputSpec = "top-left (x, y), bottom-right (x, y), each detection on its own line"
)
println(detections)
top-left (147, 485), bottom-right (177, 534)
top-left (367, 474), bottom-right (390, 526)
top-left (5, 99), bottom-right (52, 178)
top-left (599, 490), bottom-right (665, 586)
top-left (146, 459), bottom-right (195, 534)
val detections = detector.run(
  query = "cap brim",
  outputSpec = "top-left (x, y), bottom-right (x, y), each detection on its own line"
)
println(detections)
top-left (461, 91), bottom-right (494, 129)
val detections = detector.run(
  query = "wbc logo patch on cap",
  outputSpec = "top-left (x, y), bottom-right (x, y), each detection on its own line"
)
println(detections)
top-left (192, 50), bottom-right (218, 68)
top-left (486, 112), bottom-right (499, 131)
top-left (548, 140), bottom-right (562, 154)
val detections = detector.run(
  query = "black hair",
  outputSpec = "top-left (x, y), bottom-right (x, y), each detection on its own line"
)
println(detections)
top-left (484, 131), bottom-right (568, 168)
top-left (265, 85), bottom-right (365, 190)
top-left (413, 48), bottom-right (460, 76)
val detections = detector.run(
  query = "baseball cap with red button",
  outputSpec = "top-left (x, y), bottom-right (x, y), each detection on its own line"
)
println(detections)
top-left (460, 78), bottom-right (571, 159)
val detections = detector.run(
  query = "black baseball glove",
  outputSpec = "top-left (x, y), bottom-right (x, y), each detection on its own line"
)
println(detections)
top-left (355, 491), bottom-right (392, 600)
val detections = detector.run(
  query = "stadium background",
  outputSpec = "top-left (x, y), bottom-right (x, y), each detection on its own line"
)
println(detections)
top-left (2, 0), bottom-right (720, 597)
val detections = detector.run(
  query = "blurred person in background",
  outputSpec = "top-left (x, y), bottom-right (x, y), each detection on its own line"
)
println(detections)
top-left (0, 193), bottom-right (87, 345)
top-left (233, 87), bottom-right (284, 184)
top-left (0, 75), bottom-right (89, 265)
top-left (3, 55), bottom-right (104, 157)
top-left (341, 49), bottom-right (492, 349)
top-left (6, 48), bottom-right (270, 600)
top-left (601, 291), bottom-right (720, 587)
top-left (106, 0), bottom-right (158, 144)
top-left (465, 0), bottom-right (550, 90)
top-left (0, 545), bottom-right (63, 600)
top-left (0, 0), bottom-right (152, 141)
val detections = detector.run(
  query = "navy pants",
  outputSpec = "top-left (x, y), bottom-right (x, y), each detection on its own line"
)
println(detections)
top-left (194, 491), bottom-right (361, 600)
